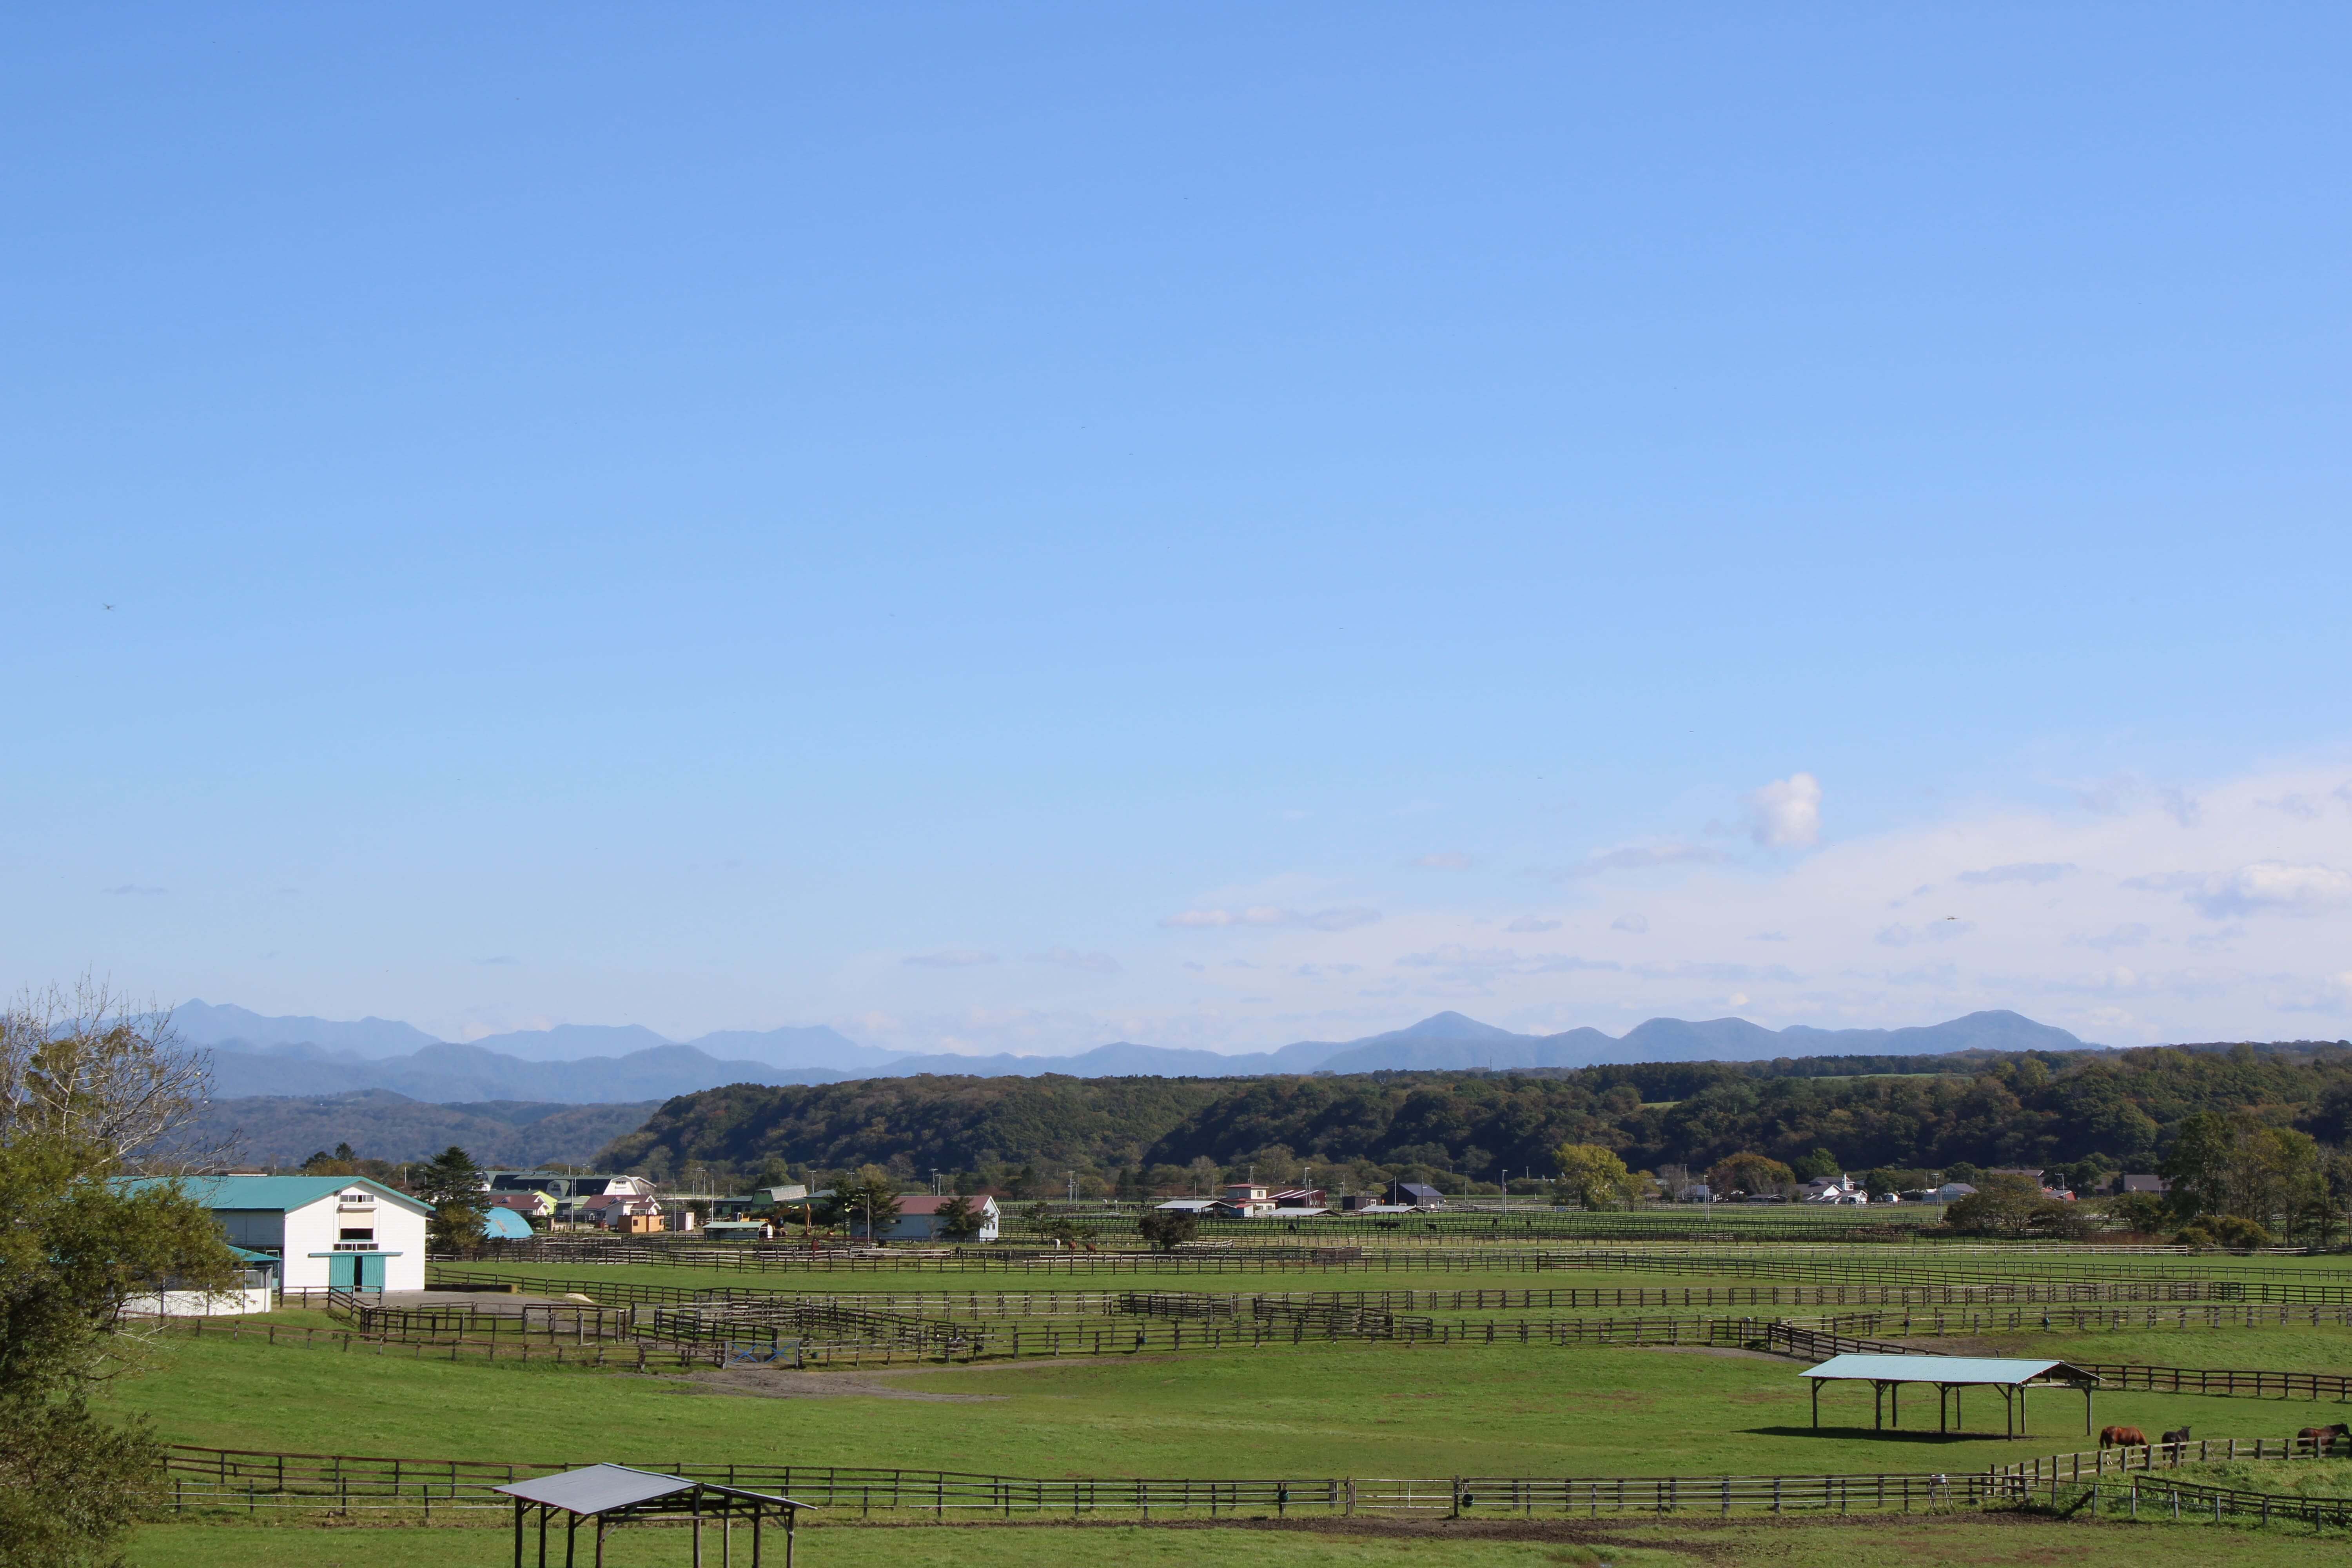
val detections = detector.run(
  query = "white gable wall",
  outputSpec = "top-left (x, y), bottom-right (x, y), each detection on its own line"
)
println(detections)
top-left (283, 1188), bottom-right (428, 1291)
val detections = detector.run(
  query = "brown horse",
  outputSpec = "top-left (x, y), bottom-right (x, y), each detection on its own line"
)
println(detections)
top-left (2299, 1423), bottom-right (2350, 1455)
top-left (2100, 1425), bottom-right (2149, 1449)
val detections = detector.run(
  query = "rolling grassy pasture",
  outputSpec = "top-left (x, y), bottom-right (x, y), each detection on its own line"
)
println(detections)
top-left (117, 1240), bottom-right (2352, 1568)
top-left (116, 1322), bottom-right (2348, 1480)
top-left (123, 1508), bottom-right (2352, 1568)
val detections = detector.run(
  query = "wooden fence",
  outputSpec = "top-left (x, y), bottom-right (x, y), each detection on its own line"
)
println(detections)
top-left (159, 1314), bottom-right (726, 1368)
top-left (154, 1443), bottom-right (2013, 1521)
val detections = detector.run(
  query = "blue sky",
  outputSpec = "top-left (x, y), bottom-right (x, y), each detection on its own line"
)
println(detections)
top-left (6, 5), bottom-right (2350, 1053)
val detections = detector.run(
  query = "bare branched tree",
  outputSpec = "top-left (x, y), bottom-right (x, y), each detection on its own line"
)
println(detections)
top-left (0, 975), bottom-right (229, 1177)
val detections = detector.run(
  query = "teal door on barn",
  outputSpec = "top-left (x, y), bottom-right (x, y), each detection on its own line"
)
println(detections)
top-left (356, 1253), bottom-right (385, 1290)
top-left (327, 1253), bottom-right (358, 1289)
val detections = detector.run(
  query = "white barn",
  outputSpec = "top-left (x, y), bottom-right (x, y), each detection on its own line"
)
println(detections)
top-left (119, 1174), bottom-right (433, 1294)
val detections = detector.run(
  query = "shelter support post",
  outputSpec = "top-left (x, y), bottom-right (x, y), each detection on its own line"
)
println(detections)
top-left (2085, 1385), bottom-right (2094, 1438)
top-left (514, 1497), bottom-right (524, 1568)
top-left (1812, 1381), bottom-right (1819, 1430)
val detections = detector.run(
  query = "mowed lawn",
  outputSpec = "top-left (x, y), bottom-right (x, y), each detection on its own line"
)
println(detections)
top-left (114, 1329), bottom-right (2341, 1480)
top-left (123, 1510), bottom-right (2352, 1568)
top-left (129, 1521), bottom-right (1681, 1568)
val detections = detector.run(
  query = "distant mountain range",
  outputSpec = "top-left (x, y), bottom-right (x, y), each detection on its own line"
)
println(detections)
top-left (172, 999), bottom-right (2097, 1107)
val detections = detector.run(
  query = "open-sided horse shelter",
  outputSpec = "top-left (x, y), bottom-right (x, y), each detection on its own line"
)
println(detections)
top-left (1801, 1354), bottom-right (2103, 1438)
top-left (495, 1464), bottom-right (807, 1567)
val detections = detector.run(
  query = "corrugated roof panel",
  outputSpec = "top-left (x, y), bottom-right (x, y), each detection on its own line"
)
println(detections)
top-left (1801, 1354), bottom-right (2099, 1385)
top-left (113, 1174), bottom-right (434, 1216)
top-left (495, 1465), bottom-right (694, 1514)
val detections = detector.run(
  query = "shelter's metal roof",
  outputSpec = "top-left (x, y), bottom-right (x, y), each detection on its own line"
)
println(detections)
top-left (113, 1175), bottom-right (434, 1216)
top-left (497, 1466), bottom-right (699, 1514)
top-left (494, 1465), bottom-right (809, 1517)
top-left (1802, 1354), bottom-right (2099, 1386)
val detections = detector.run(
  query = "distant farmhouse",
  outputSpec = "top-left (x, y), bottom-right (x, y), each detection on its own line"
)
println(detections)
top-left (853, 1195), bottom-right (1002, 1243)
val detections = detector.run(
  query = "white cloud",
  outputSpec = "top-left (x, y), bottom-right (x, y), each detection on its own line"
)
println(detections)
top-left (1611, 913), bottom-right (1649, 933)
top-left (1410, 852), bottom-right (1473, 869)
top-left (2069, 924), bottom-right (2151, 952)
top-left (1550, 844), bottom-right (1727, 880)
top-left (1957, 862), bottom-right (2075, 886)
top-left (1027, 947), bottom-right (1122, 975)
top-left (1506, 915), bottom-right (1561, 933)
top-left (1162, 906), bottom-right (1292, 928)
top-left (904, 947), bottom-right (1000, 968)
top-left (1160, 905), bottom-right (1381, 931)
top-left (1876, 920), bottom-right (1975, 947)
top-left (103, 884), bottom-right (166, 896)
top-left (1745, 773), bottom-right (1822, 848)
top-left (2187, 862), bottom-right (2352, 919)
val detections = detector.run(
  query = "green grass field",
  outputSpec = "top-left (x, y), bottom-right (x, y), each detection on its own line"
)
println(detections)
top-left (121, 1509), bottom-right (2352, 1568)
top-left (112, 1239), bottom-right (2352, 1568)
top-left (116, 1324), bottom-right (2341, 1479)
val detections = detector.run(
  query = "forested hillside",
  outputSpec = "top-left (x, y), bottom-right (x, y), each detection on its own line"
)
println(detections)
top-left (597, 1044), bottom-right (2352, 1194)
top-left (198, 1090), bottom-right (659, 1168)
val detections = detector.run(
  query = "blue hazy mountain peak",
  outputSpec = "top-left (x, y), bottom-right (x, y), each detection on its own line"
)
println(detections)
top-left (183, 1000), bottom-right (2098, 1104)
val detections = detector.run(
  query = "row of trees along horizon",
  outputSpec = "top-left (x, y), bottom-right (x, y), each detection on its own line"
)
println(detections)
top-left (494, 1040), bottom-right (2352, 1247)
top-left (287, 1042), bottom-right (2352, 1250)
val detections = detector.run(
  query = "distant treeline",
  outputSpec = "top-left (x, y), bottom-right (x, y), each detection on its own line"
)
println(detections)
top-left (596, 1043), bottom-right (2352, 1196)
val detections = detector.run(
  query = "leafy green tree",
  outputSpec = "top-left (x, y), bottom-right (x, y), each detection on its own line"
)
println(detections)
top-left (1944, 1173), bottom-right (2058, 1236)
top-left (1136, 1208), bottom-right (1199, 1250)
top-left (2101, 1191), bottom-right (2169, 1234)
top-left (414, 1146), bottom-right (487, 1250)
top-left (0, 983), bottom-right (240, 1568)
top-left (1788, 1148), bottom-right (1842, 1181)
top-left (1552, 1143), bottom-right (1634, 1210)
top-left (1705, 1152), bottom-right (1795, 1199)
top-left (2175, 1214), bottom-right (2274, 1249)
top-left (837, 1165), bottom-right (903, 1241)
top-left (936, 1194), bottom-right (985, 1241)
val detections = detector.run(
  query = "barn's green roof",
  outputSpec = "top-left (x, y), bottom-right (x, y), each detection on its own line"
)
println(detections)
top-left (113, 1174), bottom-right (433, 1216)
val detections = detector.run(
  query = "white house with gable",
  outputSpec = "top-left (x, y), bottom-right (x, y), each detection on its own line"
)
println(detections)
top-left (118, 1174), bottom-right (432, 1294)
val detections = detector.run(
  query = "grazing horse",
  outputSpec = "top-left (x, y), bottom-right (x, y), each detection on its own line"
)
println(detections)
top-left (2160, 1425), bottom-right (2192, 1459)
top-left (2100, 1425), bottom-right (2149, 1449)
top-left (2299, 1423), bottom-right (2351, 1455)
